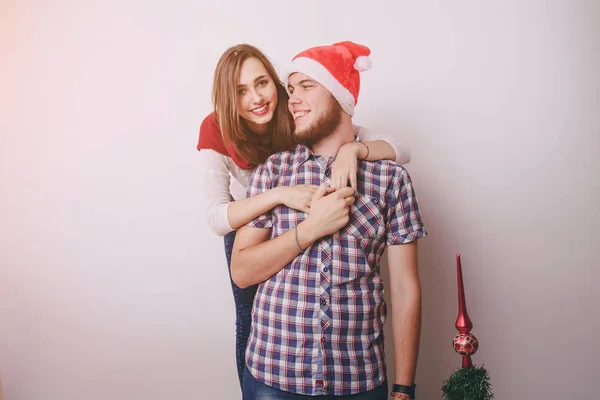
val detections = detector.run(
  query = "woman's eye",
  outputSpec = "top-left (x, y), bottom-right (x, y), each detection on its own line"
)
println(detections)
top-left (258, 80), bottom-right (268, 87)
top-left (238, 89), bottom-right (247, 95)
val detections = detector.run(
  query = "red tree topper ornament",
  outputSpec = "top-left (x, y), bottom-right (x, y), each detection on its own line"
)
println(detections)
top-left (453, 254), bottom-right (479, 369)
top-left (442, 254), bottom-right (493, 400)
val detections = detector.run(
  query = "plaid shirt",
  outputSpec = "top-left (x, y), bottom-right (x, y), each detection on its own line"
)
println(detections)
top-left (245, 143), bottom-right (426, 396)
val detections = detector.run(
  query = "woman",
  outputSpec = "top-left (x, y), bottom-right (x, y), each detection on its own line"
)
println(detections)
top-left (196, 44), bottom-right (411, 388)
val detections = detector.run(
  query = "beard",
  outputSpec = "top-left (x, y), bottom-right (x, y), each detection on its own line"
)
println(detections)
top-left (294, 97), bottom-right (343, 147)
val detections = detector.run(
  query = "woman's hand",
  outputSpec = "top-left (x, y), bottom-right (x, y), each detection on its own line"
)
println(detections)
top-left (302, 185), bottom-right (355, 239)
top-left (275, 185), bottom-right (319, 213)
top-left (331, 142), bottom-right (366, 191)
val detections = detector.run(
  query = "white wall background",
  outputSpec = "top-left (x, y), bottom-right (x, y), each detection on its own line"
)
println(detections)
top-left (1, 1), bottom-right (599, 399)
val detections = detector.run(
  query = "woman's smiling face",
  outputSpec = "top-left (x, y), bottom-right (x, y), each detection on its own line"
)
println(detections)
top-left (236, 57), bottom-right (278, 134)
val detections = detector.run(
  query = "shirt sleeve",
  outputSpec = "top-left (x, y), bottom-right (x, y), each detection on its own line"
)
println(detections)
top-left (245, 161), bottom-right (274, 229)
top-left (353, 124), bottom-right (412, 165)
top-left (385, 167), bottom-right (427, 245)
top-left (198, 149), bottom-right (234, 236)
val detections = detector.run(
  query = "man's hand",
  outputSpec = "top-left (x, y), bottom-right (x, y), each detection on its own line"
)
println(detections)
top-left (302, 184), bottom-right (354, 240)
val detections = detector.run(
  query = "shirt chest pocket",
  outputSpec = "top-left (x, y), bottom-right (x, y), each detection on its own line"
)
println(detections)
top-left (344, 195), bottom-right (385, 239)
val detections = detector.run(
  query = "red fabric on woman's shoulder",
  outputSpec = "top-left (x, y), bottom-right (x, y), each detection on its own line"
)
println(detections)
top-left (197, 112), bottom-right (253, 170)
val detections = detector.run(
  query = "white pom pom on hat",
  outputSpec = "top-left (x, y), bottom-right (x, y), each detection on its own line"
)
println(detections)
top-left (353, 55), bottom-right (372, 72)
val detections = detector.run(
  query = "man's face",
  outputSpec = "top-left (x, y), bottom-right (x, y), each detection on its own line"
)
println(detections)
top-left (287, 72), bottom-right (343, 146)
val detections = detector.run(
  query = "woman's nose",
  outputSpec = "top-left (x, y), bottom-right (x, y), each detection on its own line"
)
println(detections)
top-left (250, 89), bottom-right (263, 103)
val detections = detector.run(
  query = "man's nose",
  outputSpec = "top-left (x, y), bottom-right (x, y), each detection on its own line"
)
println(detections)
top-left (288, 93), bottom-right (301, 105)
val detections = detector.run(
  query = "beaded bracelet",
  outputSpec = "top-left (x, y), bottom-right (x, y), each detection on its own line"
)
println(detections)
top-left (294, 225), bottom-right (304, 253)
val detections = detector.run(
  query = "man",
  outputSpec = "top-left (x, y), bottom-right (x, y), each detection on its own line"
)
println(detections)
top-left (231, 41), bottom-right (426, 400)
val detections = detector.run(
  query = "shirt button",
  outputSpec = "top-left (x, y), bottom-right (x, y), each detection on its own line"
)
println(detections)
top-left (321, 299), bottom-right (327, 306)
top-left (325, 169), bottom-right (331, 177)
top-left (323, 267), bottom-right (329, 272)
top-left (321, 337), bottom-right (326, 343)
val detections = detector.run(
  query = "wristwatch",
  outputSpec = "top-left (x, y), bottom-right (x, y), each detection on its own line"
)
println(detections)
top-left (391, 383), bottom-right (416, 399)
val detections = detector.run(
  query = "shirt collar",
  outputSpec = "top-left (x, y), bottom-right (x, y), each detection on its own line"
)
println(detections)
top-left (297, 144), bottom-right (314, 167)
top-left (296, 136), bottom-right (359, 167)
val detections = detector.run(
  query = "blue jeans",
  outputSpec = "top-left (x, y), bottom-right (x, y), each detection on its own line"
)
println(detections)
top-left (224, 230), bottom-right (258, 390)
top-left (243, 368), bottom-right (388, 400)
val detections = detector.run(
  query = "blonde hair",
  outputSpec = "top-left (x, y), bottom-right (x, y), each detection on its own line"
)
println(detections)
top-left (211, 44), bottom-right (296, 165)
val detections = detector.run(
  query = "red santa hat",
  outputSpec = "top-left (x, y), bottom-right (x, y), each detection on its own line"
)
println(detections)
top-left (284, 41), bottom-right (372, 117)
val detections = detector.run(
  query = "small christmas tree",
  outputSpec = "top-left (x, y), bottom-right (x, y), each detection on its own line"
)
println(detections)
top-left (441, 254), bottom-right (494, 400)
